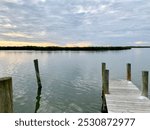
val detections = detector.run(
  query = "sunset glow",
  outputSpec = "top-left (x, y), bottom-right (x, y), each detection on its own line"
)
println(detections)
top-left (0, 41), bottom-right (58, 47)
top-left (0, 41), bottom-right (92, 47)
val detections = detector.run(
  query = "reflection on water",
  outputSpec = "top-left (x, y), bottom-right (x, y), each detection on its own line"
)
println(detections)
top-left (34, 87), bottom-right (42, 113)
top-left (0, 49), bottom-right (150, 113)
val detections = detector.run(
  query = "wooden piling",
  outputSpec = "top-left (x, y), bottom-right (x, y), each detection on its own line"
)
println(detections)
top-left (102, 63), bottom-right (106, 79)
top-left (127, 63), bottom-right (131, 81)
top-left (34, 59), bottom-right (42, 89)
top-left (102, 63), bottom-right (106, 90)
top-left (104, 69), bottom-right (109, 94)
top-left (101, 90), bottom-right (108, 113)
top-left (0, 77), bottom-right (13, 113)
top-left (101, 63), bottom-right (108, 112)
top-left (142, 71), bottom-right (149, 97)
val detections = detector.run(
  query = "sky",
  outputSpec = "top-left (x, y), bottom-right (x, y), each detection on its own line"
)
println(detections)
top-left (0, 0), bottom-right (150, 46)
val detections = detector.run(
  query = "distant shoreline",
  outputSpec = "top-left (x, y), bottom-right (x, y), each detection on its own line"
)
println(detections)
top-left (0, 46), bottom-right (150, 51)
top-left (129, 46), bottom-right (150, 48)
top-left (0, 46), bottom-right (131, 51)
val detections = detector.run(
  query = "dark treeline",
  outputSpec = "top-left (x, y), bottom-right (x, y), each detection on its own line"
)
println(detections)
top-left (129, 46), bottom-right (150, 48)
top-left (0, 46), bottom-right (131, 51)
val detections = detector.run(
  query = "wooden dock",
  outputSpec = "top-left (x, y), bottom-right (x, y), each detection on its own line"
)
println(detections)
top-left (1, 61), bottom-right (150, 113)
top-left (106, 80), bottom-right (150, 113)
top-left (101, 63), bottom-right (150, 113)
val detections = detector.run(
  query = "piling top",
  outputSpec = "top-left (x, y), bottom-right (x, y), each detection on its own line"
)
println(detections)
top-left (0, 77), bottom-right (12, 82)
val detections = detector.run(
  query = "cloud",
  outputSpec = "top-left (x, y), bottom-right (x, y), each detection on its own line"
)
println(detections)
top-left (65, 42), bottom-right (92, 47)
top-left (0, 16), bottom-right (11, 23)
top-left (34, 31), bottom-right (47, 37)
top-left (73, 5), bottom-right (98, 14)
top-left (0, 0), bottom-right (150, 46)
top-left (29, 0), bottom-right (47, 4)
top-left (1, 32), bottom-right (33, 38)
top-left (134, 41), bottom-right (149, 45)
top-left (1, 0), bottom-right (19, 2)
top-left (0, 23), bottom-right (16, 29)
top-left (73, 4), bottom-right (110, 15)
top-left (1, 0), bottom-right (23, 4)
top-left (100, 31), bottom-right (137, 38)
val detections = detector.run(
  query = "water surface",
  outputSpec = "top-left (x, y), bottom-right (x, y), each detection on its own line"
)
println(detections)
top-left (0, 48), bottom-right (150, 112)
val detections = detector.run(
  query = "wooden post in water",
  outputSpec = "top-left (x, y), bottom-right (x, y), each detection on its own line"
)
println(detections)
top-left (101, 63), bottom-right (108, 113)
top-left (104, 69), bottom-right (109, 94)
top-left (34, 59), bottom-right (43, 113)
top-left (101, 67), bottom-right (109, 113)
top-left (0, 77), bottom-right (13, 113)
top-left (102, 63), bottom-right (106, 90)
top-left (101, 89), bottom-right (108, 113)
top-left (34, 59), bottom-right (42, 89)
top-left (142, 71), bottom-right (149, 97)
top-left (127, 63), bottom-right (131, 81)
top-left (102, 63), bottom-right (106, 78)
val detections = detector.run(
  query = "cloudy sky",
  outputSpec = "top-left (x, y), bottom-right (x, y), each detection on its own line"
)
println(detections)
top-left (0, 0), bottom-right (150, 46)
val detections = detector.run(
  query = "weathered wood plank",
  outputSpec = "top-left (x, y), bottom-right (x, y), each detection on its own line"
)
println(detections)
top-left (105, 80), bottom-right (150, 113)
top-left (0, 77), bottom-right (13, 113)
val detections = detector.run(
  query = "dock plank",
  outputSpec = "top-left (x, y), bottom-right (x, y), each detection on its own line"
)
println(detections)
top-left (105, 80), bottom-right (150, 113)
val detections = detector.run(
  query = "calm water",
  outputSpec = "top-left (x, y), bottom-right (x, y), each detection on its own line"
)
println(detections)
top-left (0, 48), bottom-right (150, 113)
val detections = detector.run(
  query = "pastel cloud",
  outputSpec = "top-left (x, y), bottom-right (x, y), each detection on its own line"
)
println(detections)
top-left (73, 4), bottom-right (110, 15)
top-left (0, 0), bottom-right (150, 46)
top-left (65, 42), bottom-right (92, 47)
top-left (1, 0), bottom-right (20, 3)
top-left (0, 23), bottom-right (16, 29)
top-left (134, 41), bottom-right (149, 45)
top-left (0, 0), bottom-right (23, 4)
top-left (1, 32), bottom-right (33, 38)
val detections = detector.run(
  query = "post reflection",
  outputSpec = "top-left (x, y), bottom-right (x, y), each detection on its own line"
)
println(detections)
top-left (34, 87), bottom-right (42, 113)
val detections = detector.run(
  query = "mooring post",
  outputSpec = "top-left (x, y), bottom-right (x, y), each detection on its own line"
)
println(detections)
top-left (102, 62), bottom-right (106, 90)
top-left (101, 89), bottom-right (108, 113)
top-left (0, 77), bottom-right (13, 113)
top-left (104, 69), bottom-right (109, 94)
top-left (34, 59), bottom-right (42, 89)
top-left (127, 63), bottom-right (131, 81)
top-left (101, 63), bottom-right (108, 113)
top-left (142, 71), bottom-right (149, 97)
